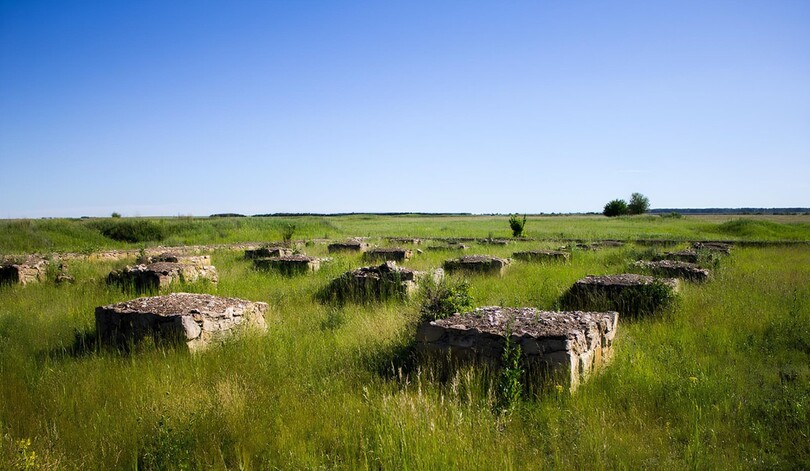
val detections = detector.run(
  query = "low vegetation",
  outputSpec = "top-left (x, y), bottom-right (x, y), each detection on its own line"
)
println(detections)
top-left (0, 215), bottom-right (808, 468)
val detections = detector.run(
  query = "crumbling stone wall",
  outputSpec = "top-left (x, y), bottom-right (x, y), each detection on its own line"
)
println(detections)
top-left (95, 292), bottom-right (268, 351)
top-left (416, 306), bottom-right (619, 390)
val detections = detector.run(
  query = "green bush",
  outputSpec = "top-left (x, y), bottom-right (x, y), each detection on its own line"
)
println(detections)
top-left (92, 219), bottom-right (167, 243)
top-left (419, 278), bottom-right (474, 321)
top-left (508, 214), bottom-right (527, 237)
top-left (603, 199), bottom-right (628, 217)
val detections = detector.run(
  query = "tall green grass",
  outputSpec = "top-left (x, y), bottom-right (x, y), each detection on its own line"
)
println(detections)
top-left (3, 215), bottom-right (809, 255)
top-left (0, 234), bottom-right (808, 468)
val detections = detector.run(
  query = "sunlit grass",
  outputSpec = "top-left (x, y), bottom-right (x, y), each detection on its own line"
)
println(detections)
top-left (1, 226), bottom-right (808, 468)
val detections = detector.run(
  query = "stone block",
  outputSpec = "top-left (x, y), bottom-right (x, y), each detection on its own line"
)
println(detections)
top-left (95, 292), bottom-right (268, 351)
top-left (244, 247), bottom-right (293, 259)
top-left (320, 261), bottom-right (442, 303)
top-left (416, 306), bottom-right (619, 390)
top-left (0, 255), bottom-right (48, 286)
top-left (253, 255), bottom-right (321, 275)
top-left (443, 255), bottom-right (511, 276)
top-left (560, 274), bottom-right (679, 318)
top-left (634, 260), bottom-right (711, 282)
top-left (364, 248), bottom-right (413, 262)
top-left (107, 262), bottom-right (219, 292)
top-left (512, 250), bottom-right (570, 263)
top-left (328, 240), bottom-right (371, 253)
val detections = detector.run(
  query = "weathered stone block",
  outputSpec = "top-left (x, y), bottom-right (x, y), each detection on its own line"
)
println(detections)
top-left (107, 262), bottom-right (219, 292)
top-left (0, 255), bottom-right (48, 286)
top-left (654, 249), bottom-right (701, 263)
top-left (443, 255), bottom-right (511, 276)
top-left (426, 243), bottom-right (469, 251)
top-left (387, 237), bottom-right (422, 245)
top-left (416, 306), bottom-right (619, 390)
top-left (328, 240), bottom-right (371, 253)
top-left (95, 292), bottom-right (268, 351)
top-left (512, 250), bottom-right (570, 263)
top-left (560, 274), bottom-right (679, 318)
top-left (364, 248), bottom-right (413, 262)
top-left (634, 260), bottom-right (711, 282)
top-left (138, 252), bottom-right (212, 267)
top-left (244, 247), bottom-right (293, 259)
top-left (692, 242), bottom-right (732, 254)
top-left (320, 261), bottom-right (442, 303)
top-left (253, 255), bottom-right (321, 275)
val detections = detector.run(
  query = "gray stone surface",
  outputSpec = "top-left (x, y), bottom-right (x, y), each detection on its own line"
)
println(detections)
top-left (561, 274), bottom-right (679, 317)
top-left (244, 247), bottom-right (293, 259)
top-left (387, 237), bottom-right (422, 245)
top-left (328, 240), bottom-right (371, 253)
top-left (107, 261), bottom-right (219, 292)
top-left (655, 249), bottom-right (701, 263)
top-left (95, 292), bottom-right (268, 351)
top-left (253, 255), bottom-right (321, 274)
top-left (138, 252), bottom-right (212, 267)
top-left (512, 250), bottom-right (570, 263)
top-left (692, 242), bottom-right (732, 254)
top-left (443, 255), bottom-right (511, 275)
top-left (416, 306), bottom-right (619, 390)
top-left (634, 260), bottom-right (711, 282)
top-left (364, 247), bottom-right (413, 262)
top-left (321, 261), bottom-right (442, 303)
top-left (0, 255), bottom-right (48, 286)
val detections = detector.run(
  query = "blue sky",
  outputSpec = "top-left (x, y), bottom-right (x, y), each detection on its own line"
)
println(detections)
top-left (1, 1), bottom-right (808, 217)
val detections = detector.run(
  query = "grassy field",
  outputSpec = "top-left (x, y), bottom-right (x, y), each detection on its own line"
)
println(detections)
top-left (2, 214), bottom-right (810, 255)
top-left (1, 215), bottom-right (809, 469)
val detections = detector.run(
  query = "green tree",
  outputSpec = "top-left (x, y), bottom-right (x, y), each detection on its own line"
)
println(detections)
top-left (603, 199), bottom-right (628, 217)
top-left (628, 192), bottom-right (650, 215)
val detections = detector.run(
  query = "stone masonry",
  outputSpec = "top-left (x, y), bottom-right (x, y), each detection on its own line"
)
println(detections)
top-left (634, 260), bottom-right (711, 282)
top-left (364, 247), bottom-right (414, 262)
top-left (95, 292), bottom-right (268, 351)
top-left (512, 250), bottom-right (570, 263)
top-left (443, 255), bottom-right (511, 276)
top-left (328, 239), bottom-right (371, 253)
top-left (253, 255), bottom-right (321, 275)
top-left (0, 255), bottom-right (48, 286)
top-left (321, 261), bottom-right (442, 303)
top-left (107, 262), bottom-right (219, 292)
top-left (561, 274), bottom-right (679, 317)
top-left (244, 247), bottom-right (293, 259)
top-left (416, 306), bottom-right (619, 390)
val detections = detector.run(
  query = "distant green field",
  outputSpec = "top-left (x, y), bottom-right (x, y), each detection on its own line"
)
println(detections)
top-left (1, 217), bottom-right (808, 469)
top-left (2, 214), bottom-right (810, 255)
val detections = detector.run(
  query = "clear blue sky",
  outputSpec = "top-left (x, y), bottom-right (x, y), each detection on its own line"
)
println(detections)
top-left (1, 1), bottom-right (808, 217)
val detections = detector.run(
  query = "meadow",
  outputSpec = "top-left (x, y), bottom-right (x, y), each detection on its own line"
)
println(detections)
top-left (1, 215), bottom-right (808, 469)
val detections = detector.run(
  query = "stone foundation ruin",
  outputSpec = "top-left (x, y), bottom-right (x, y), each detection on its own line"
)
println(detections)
top-left (634, 260), bottom-right (710, 282)
top-left (0, 255), bottom-right (48, 286)
top-left (512, 250), bottom-right (570, 263)
top-left (244, 247), bottom-right (293, 259)
top-left (320, 261), bottom-right (442, 303)
top-left (364, 247), bottom-right (413, 262)
top-left (328, 240), bottom-right (371, 253)
top-left (443, 255), bottom-right (511, 276)
top-left (107, 261), bottom-right (219, 292)
top-left (253, 255), bottom-right (321, 275)
top-left (560, 274), bottom-right (679, 318)
top-left (95, 292), bottom-right (268, 351)
top-left (416, 306), bottom-right (619, 390)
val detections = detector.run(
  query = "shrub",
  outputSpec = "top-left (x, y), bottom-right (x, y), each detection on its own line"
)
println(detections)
top-left (281, 223), bottom-right (296, 247)
top-left (508, 214), bottom-right (527, 237)
top-left (603, 199), bottom-right (628, 217)
top-left (419, 278), bottom-right (474, 322)
top-left (111, 212), bottom-right (121, 218)
top-left (92, 219), bottom-right (166, 243)
top-left (628, 192), bottom-right (650, 215)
